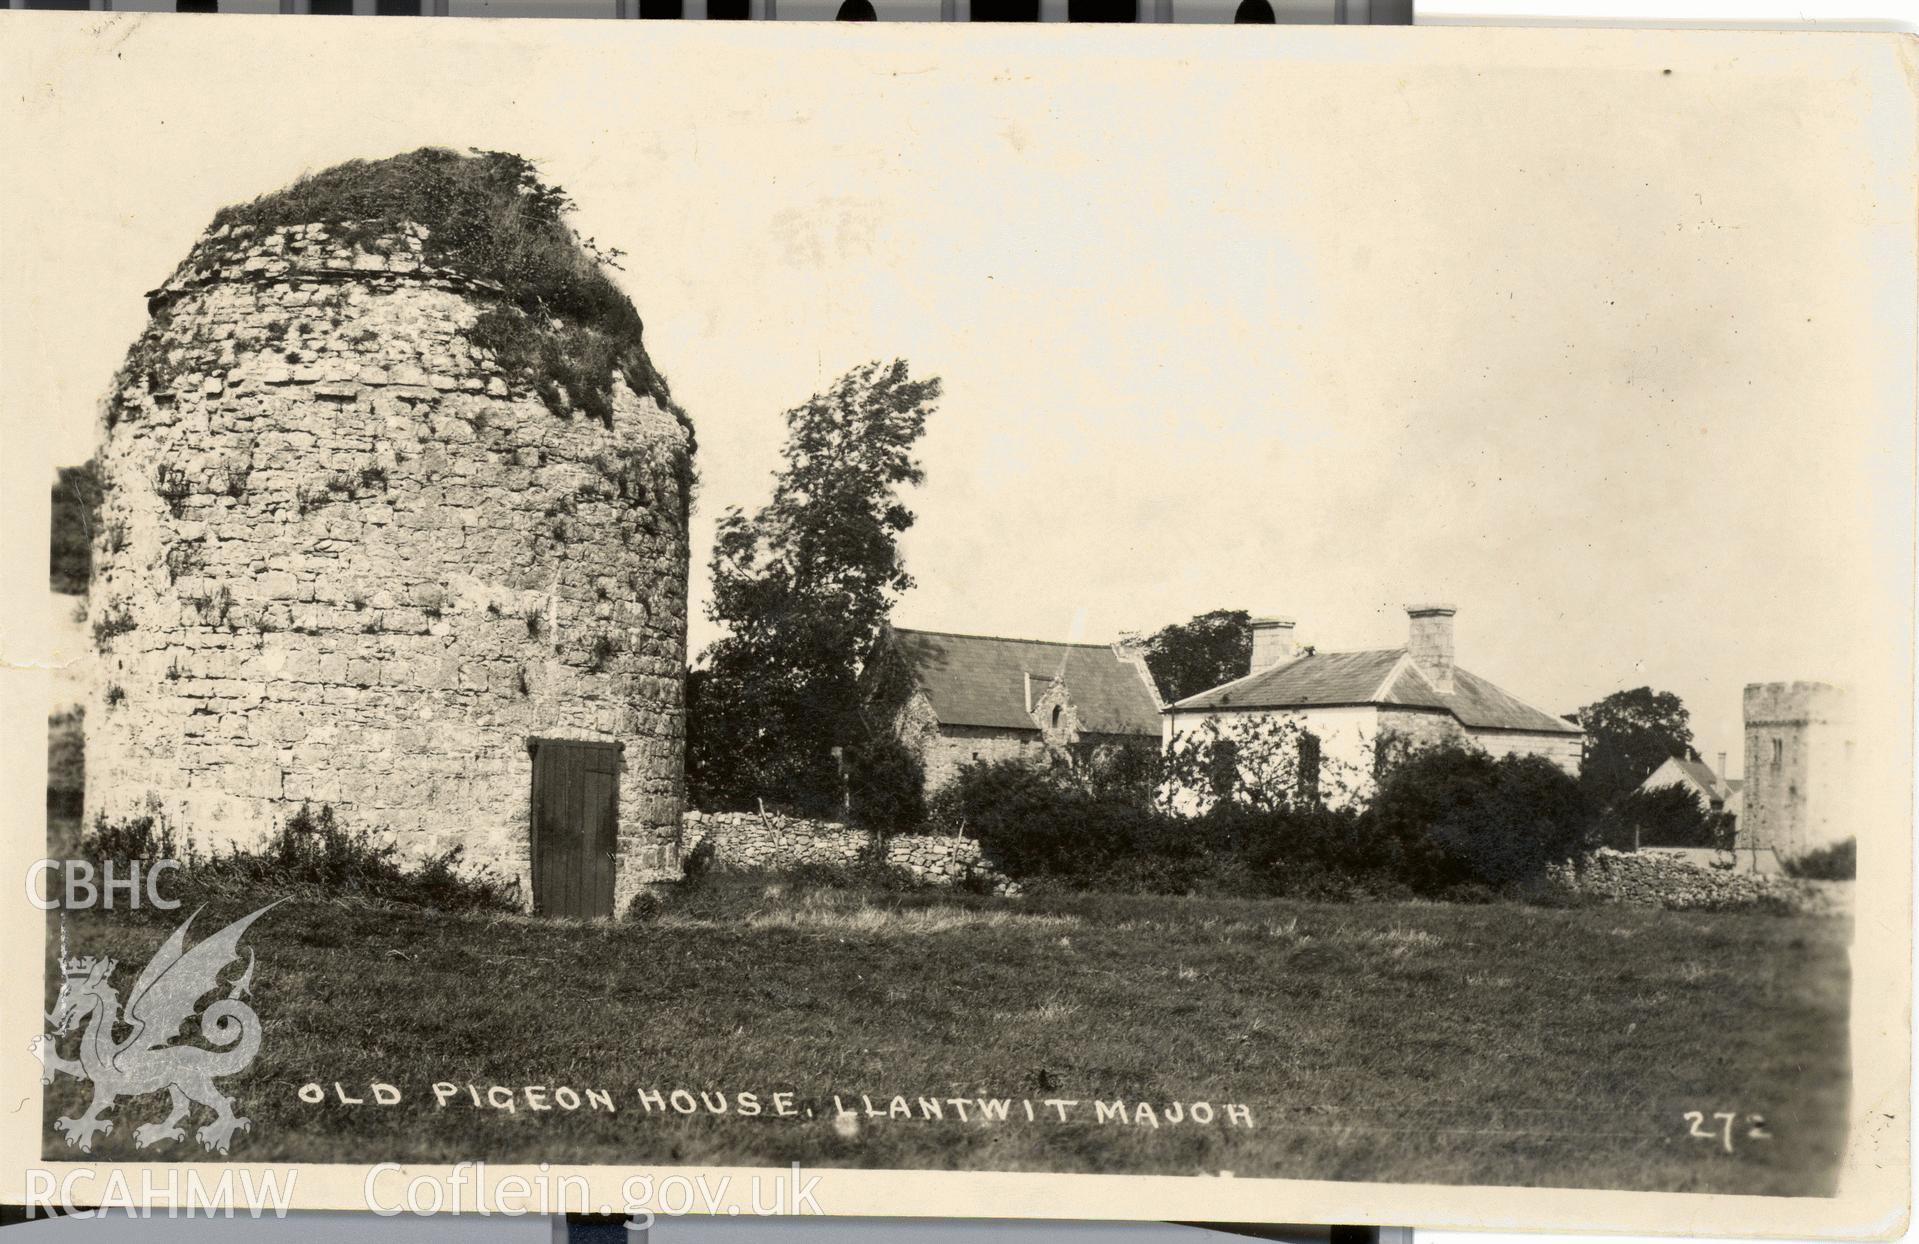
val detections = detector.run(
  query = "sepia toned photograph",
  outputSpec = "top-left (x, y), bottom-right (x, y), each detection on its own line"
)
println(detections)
top-left (3, 13), bottom-right (1912, 1233)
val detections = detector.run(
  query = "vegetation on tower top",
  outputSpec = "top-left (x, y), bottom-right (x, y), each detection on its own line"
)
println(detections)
top-left (205, 147), bottom-right (689, 437)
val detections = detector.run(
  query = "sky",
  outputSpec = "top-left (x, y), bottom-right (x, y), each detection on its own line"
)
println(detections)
top-left (4, 17), bottom-right (1914, 774)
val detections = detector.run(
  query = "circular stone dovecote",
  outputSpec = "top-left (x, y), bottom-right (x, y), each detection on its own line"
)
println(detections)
top-left (88, 206), bottom-right (694, 915)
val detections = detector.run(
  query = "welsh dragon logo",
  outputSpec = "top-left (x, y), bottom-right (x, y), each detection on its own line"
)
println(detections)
top-left (36, 901), bottom-right (281, 1155)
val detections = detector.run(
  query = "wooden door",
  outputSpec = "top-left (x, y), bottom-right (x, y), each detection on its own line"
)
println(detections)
top-left (530, 739), bottom-right (621, 917)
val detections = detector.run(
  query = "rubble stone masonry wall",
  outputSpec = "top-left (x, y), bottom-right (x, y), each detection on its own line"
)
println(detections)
top-left (87, 220), bottom-right (693, 909)
top-left (1546, 849), bottom-right (1847, 915)
top-left (682, 811), bottom-right (1015, 892)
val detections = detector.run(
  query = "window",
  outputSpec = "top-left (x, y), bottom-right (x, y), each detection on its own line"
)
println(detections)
top-left (1770, 738), bottom-right (1784, 770)
top-left (375, 0), bottom-right (422, 13)
top-left (640, 0), bottom-right (684, 13)
top-left (309, 0), bottom-right (352, 11)
top-left (177, 1), bottom-right (219, 10)
top-left (836, 0), bottom-right (876, 15)
top-left (1050, 705), bottom-right (1063, 728)
top-left (1069, 0), bottom-right (1135, 18)
top-left (1233, 0), bottom-right (1275, 19)
top-left (706, 0), bottom-right (750, 17)
top-left (970, 0), bottom-right (1038, 16)
top-left (23, 1), bottom-right (92, 9)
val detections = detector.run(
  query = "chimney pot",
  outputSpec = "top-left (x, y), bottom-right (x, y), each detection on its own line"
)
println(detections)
top-left (1248, 616), bottom-right (1298, 676)
top-left (1405, 603), bottom-right (1456, 695)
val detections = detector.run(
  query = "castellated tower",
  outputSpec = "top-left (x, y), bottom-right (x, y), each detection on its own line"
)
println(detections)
top-left (1741, 681), bottom-right (1856, 862)
top-left (86, 150), bottom-right (694, 917)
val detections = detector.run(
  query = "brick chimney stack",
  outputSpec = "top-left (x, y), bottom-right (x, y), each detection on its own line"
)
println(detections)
top-left (1405, 604), bottom-right (1456, 695)
top-left (1248, 617), bottom-right (1298, 676)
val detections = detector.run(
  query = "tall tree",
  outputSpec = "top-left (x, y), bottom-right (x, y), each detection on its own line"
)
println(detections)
top-left (1128, 609), bottom-right (1254, 705)
top-left (688, 360), bottom-right (940, 813)
top-left (1575, 686), bottom-right (1697, 808)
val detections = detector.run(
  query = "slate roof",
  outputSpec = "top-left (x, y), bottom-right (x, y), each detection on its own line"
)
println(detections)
top-left (1167, 648), bottom-right (1580, 736)
top-left (1649, 756), bottom-right (1738, 802)
top-left (1668, 757), bottom-right (1724, 795)
top-left (888, 628), bottom-right (1162, 737)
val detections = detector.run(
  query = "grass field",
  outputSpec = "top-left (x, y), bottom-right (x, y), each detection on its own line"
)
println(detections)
top-left (43, 876), bottom-right (1850, 1194)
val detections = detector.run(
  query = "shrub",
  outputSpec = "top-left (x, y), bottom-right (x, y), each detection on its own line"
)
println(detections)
top-left (1782, 838), bottom-right (1856, 881)
top-left (204, 803), bottom-right (520, 911)
top-left (784, 855), bottom-right (925, 892)
top-left (91, 601), bottom-right (136, 646)
top-left (942, 742), bottom-right (1599, 902)
top-left (1223, 802), bottom-right (1397, 900)
top-left (844, 733), bottom-right (926, 833)
top-left (680, 836), bottom-right (717, 884)
top-left (1074, 738), bottom-right (1164, 807)
top-left (84, 804), bottom-right (520, 913)
top-left (1369, 746), bottom-right (1594, 893)
top-left (948, 758), bottom-right (1251, 893)
top-left (946, 760), bottom-right (1111, 879)
top-left (1103, 810), bottom-right (1290, 896)
top-left (1598, 784), bottom-right (1733, 850)
top-left (624, 888), bottom-right (667, 922)
top-left (80, 813), bottom-right (183, 865)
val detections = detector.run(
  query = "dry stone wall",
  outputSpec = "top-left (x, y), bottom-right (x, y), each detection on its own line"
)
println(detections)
top-left (1546, 848), bottom-right (1848, 915)
top-left (681, 811), bottom-right (1016, 893)
top-left (88, 219), bottom-right (693, 910)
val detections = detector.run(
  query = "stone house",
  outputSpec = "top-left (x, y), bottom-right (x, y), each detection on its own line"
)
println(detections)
top-left (866, 626), bottom-right (1164, 792)
top-left (1740, 681), bottom-right (1855, 862)
top-left (1635, 754), bottom-right (1741, 815)
top-left (1162, 605), bottom-right (1583, 804)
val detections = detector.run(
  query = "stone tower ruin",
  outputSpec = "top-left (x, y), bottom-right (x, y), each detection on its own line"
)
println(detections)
top-left (1741, 680), bottom-right (1855, 862)
top-left (86, 149), bottom-right (694, 916)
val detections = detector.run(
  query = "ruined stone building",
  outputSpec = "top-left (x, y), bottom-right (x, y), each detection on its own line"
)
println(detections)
top-left (867, 626), bottom-right (1164, 791)
top-left (1163, 605), bottom-right (1583, 804)
top-left (1740, 681), bottom-right (1855, 861)
top-left (86, 149), bottom-right (694, 917)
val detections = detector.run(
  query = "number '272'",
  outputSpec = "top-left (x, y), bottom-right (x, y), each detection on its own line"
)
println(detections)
top-left (1684, 1110), bottom-right (1740, 1153)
